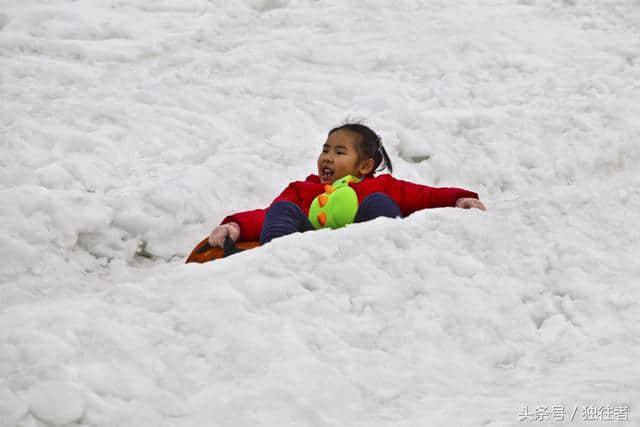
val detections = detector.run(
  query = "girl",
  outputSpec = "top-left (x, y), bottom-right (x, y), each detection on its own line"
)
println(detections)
top-left (209, 123), bottom-right (485, 248)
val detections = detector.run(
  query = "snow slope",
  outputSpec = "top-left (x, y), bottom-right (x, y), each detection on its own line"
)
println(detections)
top-left (1, 1), bottom-right (639, 426)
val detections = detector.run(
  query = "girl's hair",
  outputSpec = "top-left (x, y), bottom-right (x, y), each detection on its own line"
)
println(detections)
top-left (328, 123), bottom-right (393, 176)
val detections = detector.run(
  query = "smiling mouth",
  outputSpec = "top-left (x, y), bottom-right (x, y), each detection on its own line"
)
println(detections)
top-left (321, 167), bottom-right (334, 182)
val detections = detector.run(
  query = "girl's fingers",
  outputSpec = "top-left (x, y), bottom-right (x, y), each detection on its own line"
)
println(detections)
top-left (208, 228), bottom-right (228, 247)
top-left (473, 200), bottom-right (487, 211)
top-left (208, 223), bottom-right (240, 247)
top-left (455, 198), bottom-right (487, 211)
top-left (226, 223), bottom-right (240, 241)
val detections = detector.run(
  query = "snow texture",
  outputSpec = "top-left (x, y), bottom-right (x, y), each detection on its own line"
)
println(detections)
top-left (1, 1), bottom-right (640, 426)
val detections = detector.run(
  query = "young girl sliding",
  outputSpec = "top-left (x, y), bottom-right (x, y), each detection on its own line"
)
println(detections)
top-left (208, 123), bottom-right (485, 248)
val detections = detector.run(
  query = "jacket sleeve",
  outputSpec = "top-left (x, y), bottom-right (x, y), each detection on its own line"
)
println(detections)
top-left (220, 209), bottom-right (266, 242)
top-left (219, 182), bottom-right (302, 242)
top-left (383, 175), bottom-right (479, 216)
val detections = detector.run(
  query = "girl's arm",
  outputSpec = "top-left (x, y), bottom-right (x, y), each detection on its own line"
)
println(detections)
top-left (219, 209), bottom-right (267, 242)
top-left (218, 181), bottom-right (303, 242)
top-left (377, 174), bottom-right (481, 216)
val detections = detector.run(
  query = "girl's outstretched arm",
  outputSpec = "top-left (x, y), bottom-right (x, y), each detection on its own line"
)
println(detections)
top-left (216, 179), bottom-right (306, 242)
top-left (355, 174), bottom-right (482, 216)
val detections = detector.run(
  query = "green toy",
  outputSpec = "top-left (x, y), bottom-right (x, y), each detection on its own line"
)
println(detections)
top-left (308, 175), bottom-right (362, 229)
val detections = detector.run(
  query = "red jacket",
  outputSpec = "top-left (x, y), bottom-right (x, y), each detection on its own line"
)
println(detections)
top-left (221, 174), bottom-right (479, 242)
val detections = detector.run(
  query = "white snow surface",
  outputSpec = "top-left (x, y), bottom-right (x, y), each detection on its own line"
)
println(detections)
top-left (1, 1), bottom-right (640, 426)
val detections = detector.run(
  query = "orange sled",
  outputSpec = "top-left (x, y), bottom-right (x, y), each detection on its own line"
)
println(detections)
top-left (186, 236), bottom-right (261, 263)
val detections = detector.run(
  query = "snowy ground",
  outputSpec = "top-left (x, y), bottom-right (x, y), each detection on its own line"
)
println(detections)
top-left (1, 1), bottom-right (640, 426)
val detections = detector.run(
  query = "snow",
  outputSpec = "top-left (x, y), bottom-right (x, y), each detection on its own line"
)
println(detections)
top-left (1, 0), bottom-right (639, 426)
top-left (26, 381), bottom-right (85, 426)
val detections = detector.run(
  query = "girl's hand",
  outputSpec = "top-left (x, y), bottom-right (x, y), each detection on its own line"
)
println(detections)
top-left (455, 198), bottom-right (486, 211)
top-left (208, 222), bottom-right (240, 247)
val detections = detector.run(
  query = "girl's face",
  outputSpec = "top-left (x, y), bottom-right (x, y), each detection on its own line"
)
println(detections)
top-left (317, 130), bottom-right (374, 184)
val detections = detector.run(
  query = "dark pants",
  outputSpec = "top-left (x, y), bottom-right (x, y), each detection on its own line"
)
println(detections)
top-left (260, 192), bottom-right (401, 244)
